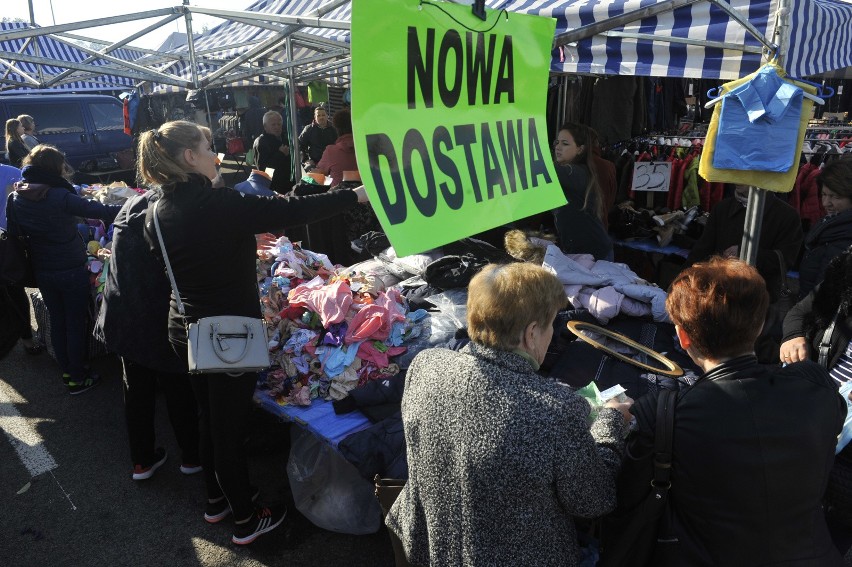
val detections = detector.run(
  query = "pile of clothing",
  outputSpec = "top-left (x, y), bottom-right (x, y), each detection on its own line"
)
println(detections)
top-left (255, 235), bottom-right (427, 406)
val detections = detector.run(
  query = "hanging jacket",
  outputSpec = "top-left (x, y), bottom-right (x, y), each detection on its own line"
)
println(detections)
top-left (799, 165), bottom-right (825, 230)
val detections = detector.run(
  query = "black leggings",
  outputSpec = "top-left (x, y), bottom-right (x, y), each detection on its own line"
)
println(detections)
top-left (190, 371), bottom-right (258, 521)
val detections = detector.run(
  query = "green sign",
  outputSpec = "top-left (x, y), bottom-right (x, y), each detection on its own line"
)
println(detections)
top-left (351, 0), bottom-right (565, 256)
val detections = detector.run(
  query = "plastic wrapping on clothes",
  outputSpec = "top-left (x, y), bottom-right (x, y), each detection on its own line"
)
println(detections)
top-left (394, 290), bottom-right (468, 368)
top-left (287, 427), bottom-right (382, 535)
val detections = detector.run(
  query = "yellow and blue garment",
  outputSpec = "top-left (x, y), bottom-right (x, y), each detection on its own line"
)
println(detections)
top-left (700, 63), bottom-right (817, 193)
top-left (714, 66), bottom-right (802, 172)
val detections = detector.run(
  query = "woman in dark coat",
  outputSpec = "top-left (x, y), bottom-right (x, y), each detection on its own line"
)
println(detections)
top-left (7, 145), bottom-right (120, 394)
top-left (551, 122), bottom-right (613, 260)
top-left (95, 190), bottom-right (200, 481)
top-left (5, 118), bottom-right (29, 168)
top-left (798, 157), bottom-right (852, 299)
top-left (781, 250), bottom-right (852, 556)
top-left (138, 120), bottom-right (368, 546)
top-left (616, 257), bottom-right (845, 566)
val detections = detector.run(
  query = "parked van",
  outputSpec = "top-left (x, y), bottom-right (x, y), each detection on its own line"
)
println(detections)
top-left (0, 93), bottom-right (131, 170)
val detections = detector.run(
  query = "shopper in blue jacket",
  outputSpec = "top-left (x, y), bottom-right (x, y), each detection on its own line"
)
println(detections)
top-left (6, 145), bottom-right (120, 394)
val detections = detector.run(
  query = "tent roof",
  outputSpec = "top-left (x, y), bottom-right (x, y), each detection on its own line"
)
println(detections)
top-left (0, 21), bottom-right (149, 91)
top-left (0, 0), bottom-right (850, 94)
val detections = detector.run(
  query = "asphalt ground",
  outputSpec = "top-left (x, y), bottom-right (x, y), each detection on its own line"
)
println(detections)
top-left (0, 161), bottom-right (395, 567)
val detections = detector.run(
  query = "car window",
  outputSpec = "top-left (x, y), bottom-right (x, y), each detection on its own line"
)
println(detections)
top-left (8, 102), bottom-right (85, 135)
top-left (89, 102), bottom-right (124, 132)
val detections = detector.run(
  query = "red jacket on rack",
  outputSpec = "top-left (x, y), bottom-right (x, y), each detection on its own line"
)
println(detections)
top-left (799, 165), bottom-right (825, 232)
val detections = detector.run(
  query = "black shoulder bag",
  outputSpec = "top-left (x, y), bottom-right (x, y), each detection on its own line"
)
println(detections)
top-left (599, 387), bottom-right (678, 567)
top-left (0, 192), bottom-right (37, 287)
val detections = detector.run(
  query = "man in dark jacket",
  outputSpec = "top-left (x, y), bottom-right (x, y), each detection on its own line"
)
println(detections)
top-left (298, 106), bottom-right (337, 170)
top-left (684, 185), bottom-right (802, 303)
top-left (253, 111), bottom-right (291, 194)
top-left (610, 257), bottom-right (845, 567)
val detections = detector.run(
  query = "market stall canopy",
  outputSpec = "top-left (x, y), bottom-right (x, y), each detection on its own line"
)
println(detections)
top-left (535, 0), bottom-right (852, 80)
top-left (0, 21), bottom-right (149, 91)
top-left (148, 0), bottom-right (352, 92)
top-left (1, 0), bottom-right (851, 93)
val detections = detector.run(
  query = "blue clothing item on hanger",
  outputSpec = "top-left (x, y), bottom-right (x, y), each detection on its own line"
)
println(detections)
top-left (713, 66), bottom-right (803, 173)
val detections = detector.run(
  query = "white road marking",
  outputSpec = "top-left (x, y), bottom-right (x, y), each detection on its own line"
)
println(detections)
top-left (0, 379), bottom-right (57, 476)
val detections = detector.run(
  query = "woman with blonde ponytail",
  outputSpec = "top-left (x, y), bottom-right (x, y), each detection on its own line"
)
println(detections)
top-left (137, 120), bottom-right (369, 545)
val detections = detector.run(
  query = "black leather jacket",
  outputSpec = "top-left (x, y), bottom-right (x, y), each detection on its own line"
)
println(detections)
top-left (95, 192), bottom-right (186, 373)
top-left (622, 355), bottom-right (845, 566)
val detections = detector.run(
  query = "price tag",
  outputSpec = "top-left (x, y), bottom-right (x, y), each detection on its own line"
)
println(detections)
top-left (631, 161), bottom-right (672, 193)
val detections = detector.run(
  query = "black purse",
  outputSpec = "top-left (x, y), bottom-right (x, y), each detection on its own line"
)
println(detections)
top-left (599, 386), bottom-right (678, 567)
top-left (0, 192), bottom-right (37, 288)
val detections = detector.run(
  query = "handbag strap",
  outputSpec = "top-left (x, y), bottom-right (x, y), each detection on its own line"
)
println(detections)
top-left (151, 201), bottom-right (186, 316)
top-left (819, 305), bottom-right (844, 368)
top-left (652, 387), bottom-right (677, 491)
top-left (774, 249), bottom-right (789, 292)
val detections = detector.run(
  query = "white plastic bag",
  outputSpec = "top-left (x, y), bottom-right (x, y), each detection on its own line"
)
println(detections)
top-left (287, 427), bottom-right (382, 534)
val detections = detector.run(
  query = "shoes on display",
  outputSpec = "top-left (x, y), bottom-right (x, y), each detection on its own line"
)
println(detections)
top-left (180, 463), bottom-right (203, 475)
top-left (67, 372), bottom-right (100, 395)
top-left (204, 488), bottom-right (260, 524)
top-left (231, 505), bottom-right (287, 546)
top-left (132, 447), bottom-right (168, 481)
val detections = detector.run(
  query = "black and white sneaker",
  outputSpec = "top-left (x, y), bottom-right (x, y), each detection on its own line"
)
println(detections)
top-left (204, 488), bottom-right (260, 524)
top-left (231, 505), bottom-right (287, 545)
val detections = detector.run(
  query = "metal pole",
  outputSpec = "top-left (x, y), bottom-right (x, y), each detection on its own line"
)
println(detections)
top-left (287, 37), bottom-right (311, 249)
top-left (287, 38), bottom-right (300, 177)
top-left (739, 0), bottom-right (790, 267)
top-left (203, 88), bottom-right (215, 150)
top-left (28, 0), bottom-right (45, 86)
top-left (739, 186), bottom-right (766, 266)
top-left (182, 0), bottom-right (201, 90)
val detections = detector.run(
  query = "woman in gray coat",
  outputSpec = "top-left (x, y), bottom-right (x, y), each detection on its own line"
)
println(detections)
top-left (386, 262), bottom-right (633, 567)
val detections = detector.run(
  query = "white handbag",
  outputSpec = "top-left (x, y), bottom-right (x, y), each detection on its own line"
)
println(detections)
top-left (153, 202), bottom-right (270, 375)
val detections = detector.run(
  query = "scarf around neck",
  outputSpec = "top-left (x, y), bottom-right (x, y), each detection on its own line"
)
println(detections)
top-left (21, 165), bottom-right (76, 193)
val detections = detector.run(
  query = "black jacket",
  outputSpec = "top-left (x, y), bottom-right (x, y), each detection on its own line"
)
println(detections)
top-left (782, 287), bottom-right (852, 370)
top-left (622, 355), bottom-right (845, 566)
top-left (685, 194), bottom-right (802, 303)
top-left (552, 163), bottom-right (613, 260)
top-left (298, 122), bottom-right (338, 164)
top-left (95, 191), bottom-right (186, 373)
top-left (142, 175), bottom-right (357, 346)
top-left (7, 139), bottom-right (28, 168)
top-left (8, 171), bottom-right (120, 272)
top-left (253, 132), bottom-right (291, 193)
top-left (798, 209), bottom-right (852, 299)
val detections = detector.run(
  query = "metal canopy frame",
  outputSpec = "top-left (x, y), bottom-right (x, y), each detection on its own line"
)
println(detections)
top-left (1, 0), bottom-right (791, 93)
top-left (0, 1), bottom-right (352, 92)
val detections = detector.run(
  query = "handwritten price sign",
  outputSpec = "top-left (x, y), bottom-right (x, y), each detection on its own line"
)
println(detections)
top-left (632, 161), bottom-right (672, 193)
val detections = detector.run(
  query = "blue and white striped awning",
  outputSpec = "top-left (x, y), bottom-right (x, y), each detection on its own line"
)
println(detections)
top-left (493, 0), bottom-right (852, 80)
top-left (3, 0), bottom-right (849, 93)
top-left (161, 0), bottom-right (851, 87)
top-left (0, 22), bottom-right (148, 91)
